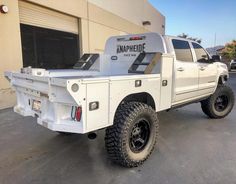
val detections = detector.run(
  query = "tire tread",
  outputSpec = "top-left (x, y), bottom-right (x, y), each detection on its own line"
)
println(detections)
top-left (201, 85), bottom-right (234, 119)
top-left (105, 102), bottom-right (159, 167)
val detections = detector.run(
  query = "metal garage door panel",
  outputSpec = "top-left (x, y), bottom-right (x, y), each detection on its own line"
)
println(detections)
top-left (19, 1), bottom-right (78, 34)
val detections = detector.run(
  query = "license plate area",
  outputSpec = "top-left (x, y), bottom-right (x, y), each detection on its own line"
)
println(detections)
top-left (32, 100), bottom-right (41, 112)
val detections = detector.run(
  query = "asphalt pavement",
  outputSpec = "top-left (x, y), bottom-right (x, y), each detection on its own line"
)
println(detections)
top-left (0, 73), bottom-right (236, 184)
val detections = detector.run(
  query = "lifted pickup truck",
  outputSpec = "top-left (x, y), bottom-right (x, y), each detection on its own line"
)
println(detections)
top-left (5, 33), bottom-right (234, 167)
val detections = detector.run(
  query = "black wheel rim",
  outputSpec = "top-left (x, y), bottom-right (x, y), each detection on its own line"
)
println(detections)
top-left (129, 118), bottom-right (150, 153)
top-left (214, 95), bottom-right (229, 112)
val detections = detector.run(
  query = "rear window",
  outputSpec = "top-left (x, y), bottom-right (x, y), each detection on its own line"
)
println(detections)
top-left (172, 39), bottom-right (193, 62)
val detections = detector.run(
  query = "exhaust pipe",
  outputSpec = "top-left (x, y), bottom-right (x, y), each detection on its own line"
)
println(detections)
top-left (88, 132), bottom-right (97, 140)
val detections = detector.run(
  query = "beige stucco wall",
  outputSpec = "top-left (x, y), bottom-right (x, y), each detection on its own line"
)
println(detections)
top-left (88, 0), bottom-right (165, 34)
top-left (0, 0), bottom-right (165, 109)
top-left (0, 0), bottom-right (22, 109)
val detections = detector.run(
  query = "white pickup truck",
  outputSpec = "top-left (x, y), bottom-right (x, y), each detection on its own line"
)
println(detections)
top-left (5, 33), bottom-right (234, 167)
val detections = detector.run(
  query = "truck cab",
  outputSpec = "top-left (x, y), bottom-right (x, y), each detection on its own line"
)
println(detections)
top-left (164, 36), bottom-right (228, 105)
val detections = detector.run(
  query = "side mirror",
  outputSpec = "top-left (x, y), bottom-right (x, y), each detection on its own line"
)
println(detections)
top-left (198, 55), bottom-right (211, 63)
top-left (211, 55), bottom-right (221, 62)
top-left (202, 55), bottom-right (208, 59)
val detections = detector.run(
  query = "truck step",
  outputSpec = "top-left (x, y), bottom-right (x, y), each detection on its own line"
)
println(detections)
top-left (128, 52), bottom-right (161, 74)
top-left (73, 54), bottom-right (99, 70)
top-left (128, 70), bottom-right (144, 74)
top-left (133, 62), bottom-right (150, 66)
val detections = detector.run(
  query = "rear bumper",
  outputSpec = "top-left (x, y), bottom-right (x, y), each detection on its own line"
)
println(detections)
top-left (13, 95), bottom-right (85, 134)
top-left (37, 118), bottom-right (84, 133)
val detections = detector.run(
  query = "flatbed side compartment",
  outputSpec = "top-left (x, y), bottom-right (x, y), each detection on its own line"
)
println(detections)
top-left (159, 54), bottom-right (174, 111)
top-left (108, 75), bottom-right (161, 125)
top-left (66, 74), bottom-right (161, 133)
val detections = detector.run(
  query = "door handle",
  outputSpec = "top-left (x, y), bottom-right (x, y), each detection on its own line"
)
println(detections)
top-left (199, 67), bottom-right (205, 71)
top-left (177, 67), bottom-right (184, 72)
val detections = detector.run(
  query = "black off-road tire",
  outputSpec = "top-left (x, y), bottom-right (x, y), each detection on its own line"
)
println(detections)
top-left (201, 85), bottom-right (234, 119)
top-left (105, 102), bottom-right (159, 167)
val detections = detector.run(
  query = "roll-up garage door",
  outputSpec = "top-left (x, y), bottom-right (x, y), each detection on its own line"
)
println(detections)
top-left (19, 1), bottom-right (78, 34)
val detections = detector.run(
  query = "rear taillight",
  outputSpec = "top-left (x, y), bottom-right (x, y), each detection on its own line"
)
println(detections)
top-left (75, 107), bottom-right (82, 121)
top-left (71, 106), bottom-right (82, 121)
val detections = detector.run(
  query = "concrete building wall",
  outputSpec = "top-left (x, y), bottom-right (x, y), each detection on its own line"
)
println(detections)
top-left (0, 0), bottom-right (165, 109)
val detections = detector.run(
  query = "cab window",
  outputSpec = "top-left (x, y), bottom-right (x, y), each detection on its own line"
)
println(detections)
top-left (172, 39), bottom-right (193, 62)
top-left (192, 42), bottom-right (209, 62)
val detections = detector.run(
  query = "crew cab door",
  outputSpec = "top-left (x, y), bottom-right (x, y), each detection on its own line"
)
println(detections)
top-left (191, 42), bottom-right (218, 95)
top-left (172, 39), bottom-right (199, 103)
